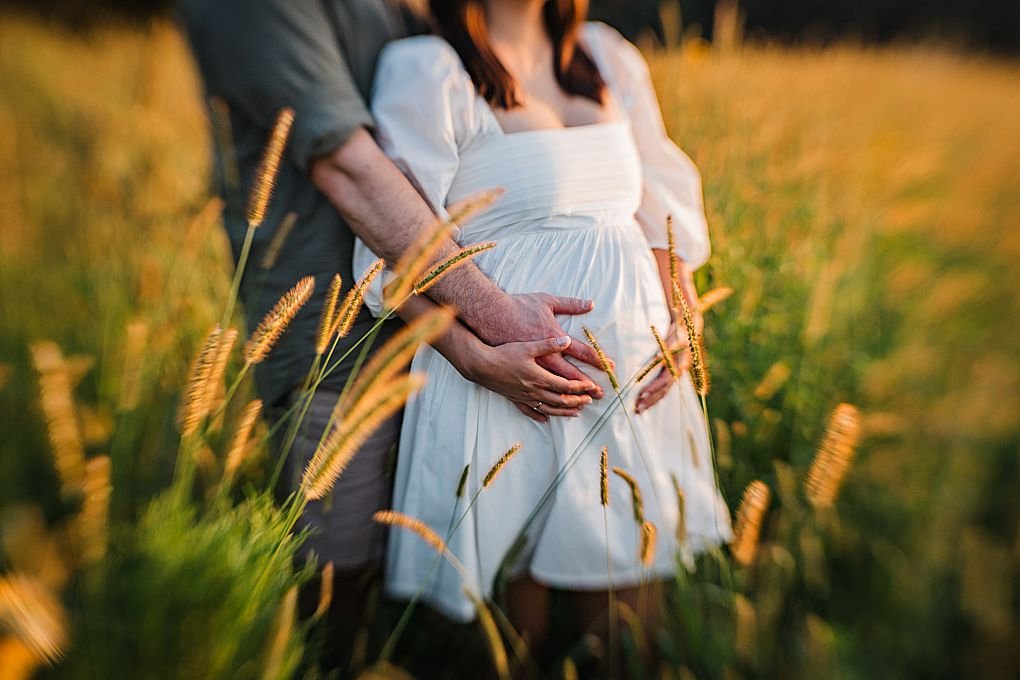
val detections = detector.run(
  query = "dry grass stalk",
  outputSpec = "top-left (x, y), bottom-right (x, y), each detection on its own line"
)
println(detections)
top-left (384, 189), bottom-right (502, 306)
top-left (732, 480), bottom-right (770, 566)
top-left (640, 521), bottom-right (658, 566)
top-left (243, 276), bottom-right (315, 365)
top-left (29, 341), bottom-right (85, 498)
top-left (582, 327), bottom-right (619, 391)
top-left (651, 325), bottom-right (679, 379)
top-left (75, 455), bottom-right (111, 565)
top-left (208, 98), bottom-right (240, 190)
top-left (260, 211), bottom-right (298, 269)
top-left (117, 319), bottom-right (148, 411)
top-left (373, 510), bottom-right (445, 553)
top-left (671, 474), bottom-right (687, 545)
top-left (752, 361), bottom-right (792, 401)
top-left (697, 286), bottom-right (734, 313)
top-left (673, 281), bottom-right (710, 396)
top-left (612, 467), bottom-right (645, 524)
top-left (246, 107), bottom-right (294, 227)
top-left (338, 307), bottom-right (452, 413)
top-left (314, 562), bottom-right (334, 620)
top-left (413, 242), bottom-right (497, 294)
top-left (805, 403), bottom-right (860, 508)
top-left (224, 399), bottom-right (263, 482)
top-left (463, 588), bottom-right (510, 680)
top-left (316, 274), bottom-right (344, 356)
top-left (599, 447), bottom-right (609, 506)
top-left (334, 259), bottom-right (384, 339)
top-left (262, 585), bottom-right (298, 680)
top-left (180, 326), bottom-right (225, 436)
top-left (301, 374), bottom-right (425, 500)
top-left (455, 465), bottom-right (470, 499)
top-left (483, 442), bottom-right (522, 488)
top-left (0, 573), bottom-right (67, 664)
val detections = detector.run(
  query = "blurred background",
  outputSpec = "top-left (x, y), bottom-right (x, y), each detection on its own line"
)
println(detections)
top-left (0, 1), bottom-right (1017, 679)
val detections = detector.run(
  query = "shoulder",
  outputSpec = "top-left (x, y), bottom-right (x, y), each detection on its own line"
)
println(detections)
top-left (376, 35), bottom-right (467, 83)
top-left (582, 21), bottom-right (649, 79)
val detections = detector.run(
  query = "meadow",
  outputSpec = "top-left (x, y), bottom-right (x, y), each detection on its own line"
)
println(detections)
top-left (1, 14), bottom-right (1018, 679)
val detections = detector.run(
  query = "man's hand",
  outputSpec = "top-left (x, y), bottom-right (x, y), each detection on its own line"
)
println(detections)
top-left (459, 336), bottom-right (601, 423)
top-left (466, 292), bottom-right (609, 399)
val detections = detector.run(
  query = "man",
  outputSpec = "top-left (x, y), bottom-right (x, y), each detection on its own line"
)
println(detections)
top-left (178, 0), bottom-right (604, 658)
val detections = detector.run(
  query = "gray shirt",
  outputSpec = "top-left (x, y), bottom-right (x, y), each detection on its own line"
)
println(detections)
top-left (179, 0), bottom-right (418, 406)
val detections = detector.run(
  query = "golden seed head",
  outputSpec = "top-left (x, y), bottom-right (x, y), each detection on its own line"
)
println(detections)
top-left (640, 521), bottom-right (658, 566)
top-left (0, 573), bottom-right (68, 664)
top-left (413, 242), bottom-right (497, 294)
top-left (203, 327), bottom-right (237, 415)
top-left (805, 403), bottom-right (860, 508)
top-left (243, 276), bottom-right (315, 365)
top-left (455, 465), bottom-right (471, 499)
top-left (582, 326), bottom-right (619, 391)
top-left (314, 562), bottom-right (334, 620)
top-left (732, 480), bottom-right (771, 567)
top-left (666, 214), bottom-right (679, 288)
top-left (373, 510), bottom-right (446, 553)
top-left (246, 107), bottom-right (294, 227)
top-left (179, 326), bottom-right (224, 437)
top-left (674, 282), bottom-right (710, 396)
top-left (599, 446), bottom-right (609, 506)
top-left (316, 274), bottom-right (344, 356)
top-left (651, 325), bottom-right (679, 379)
top-left (697, 286), bottom-right (734, 313)
top-left (30, 341), bottom-right (86, 498)
top-left (338, 307), bottom-right (452, 414)
top-left (75, 455), bottom-right (111, 566)
top-left (612, 467), bottom-right (645, 524)
top-left (483, 442), bottom-right (522, 488)
top-left (671, 474), bottom-right (687, 545)
top-left (224, 399), bottom-right (263, 482)
top-left (301, 374), bottom-right (425, 500)
top-left (335, 259), bottom-right (384, 339)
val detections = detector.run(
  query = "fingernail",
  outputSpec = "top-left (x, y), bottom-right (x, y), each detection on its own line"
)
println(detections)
top-left (556, 336), bottom-right (570, 347)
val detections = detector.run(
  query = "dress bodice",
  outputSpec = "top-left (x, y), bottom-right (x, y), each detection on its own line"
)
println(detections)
top-left (448, 121), bottom-right (643, 242)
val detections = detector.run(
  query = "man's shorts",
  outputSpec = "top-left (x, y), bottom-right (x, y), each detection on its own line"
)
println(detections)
top-left (271, 388), bottom-right (401, 571)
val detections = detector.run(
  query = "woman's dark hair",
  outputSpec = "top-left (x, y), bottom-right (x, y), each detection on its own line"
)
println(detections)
top-left (429, 0), bottom-right (605, 109)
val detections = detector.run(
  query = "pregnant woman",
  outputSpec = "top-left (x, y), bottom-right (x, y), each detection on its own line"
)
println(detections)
top-left (355, 0), bottom-right (732, 651)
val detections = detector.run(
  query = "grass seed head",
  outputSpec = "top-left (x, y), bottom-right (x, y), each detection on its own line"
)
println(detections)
top-left (246, 107), bottom-right (294, 227)
top-left (612, 467), bottom-right (645, 524)
top-left (600, 446), bottom-right (609, 506)
top-left (243, 276), bottom-right (314, 365)
top-left (335, 260), bottom-right (384, 339)
top-left (805, 403), bottom-right (861, 508)
top-left (582, 326), bottom-right (619, 391)
top-left (316, 274), bottom-right (344, 356)
top-left (732, 480), bottom-right (771, 567)
top-left (483, 442), bottom-right (522, 488)
top-left (414, 242), bottom-right (497, 294)
top-left (374, 510), bottom-right (446, 553)
top-left (30, 341), bottom-right (85, 498)
top-left (224, 399), bottom-right (263, 483)
top-left (640, 520), bottom-right (658, 566)
top-left (0, 573), bottom-right (68, 664)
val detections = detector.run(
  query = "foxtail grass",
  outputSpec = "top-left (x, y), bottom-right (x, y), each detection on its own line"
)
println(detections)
top-left (242, 276), bottom-right (314, 365)
top-left (374, 510), bottom-right (446, 553)
top-left (464, 589), bottom-right (511, 680)
top-left (483, 442), bottom-right (522, 488)
top-left (651, 324), bottom-right (679, 379)
top-left (697, 286), bottom-right (734, 313)
top-left (315, 274), bottom-right (344, 356)
top-left (179, 326), bottom-right (224, 437)
top-left (29, 341), bottom-right (85, 498)
top-left (805, 403), bottom-right (860, 508)
top-left (223, 399), bottom-right (262, 484)
top-left (612, 467), bottom-right (646, 524)
top-left (75, 456), bottom-right (111, 566)
top-left (414, 242), bottom-right (497, 294)
top-left (583, 326), bottom-right (619, 391)
top-left (334, 259), bottom-right (384, 340)
top-left (732, 480), bottom-right (770, 566)
top-left (640, 521), bottom-right (658, 566)
top-left (0, 573), bottom-right (67, 664)
top-left (673, 281), bottom-right (710, 397)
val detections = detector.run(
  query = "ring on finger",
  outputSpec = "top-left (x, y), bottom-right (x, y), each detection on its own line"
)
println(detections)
top-left (533, 401), bottom-right (543, 412)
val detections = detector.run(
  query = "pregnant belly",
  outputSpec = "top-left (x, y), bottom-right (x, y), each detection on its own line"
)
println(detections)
top-left (469, 221), bottom-right (672, 382)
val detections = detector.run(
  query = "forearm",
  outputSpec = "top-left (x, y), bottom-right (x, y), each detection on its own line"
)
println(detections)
top-left (311, 129), bottom-right (510, 339)
top-left (652, 249), bottom-right (700, 310)
top-left (394, 290), bottom-right (487, 382)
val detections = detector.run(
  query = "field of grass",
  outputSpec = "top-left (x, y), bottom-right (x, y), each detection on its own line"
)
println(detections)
top-left (1, 14), bottom-right (1018, 680)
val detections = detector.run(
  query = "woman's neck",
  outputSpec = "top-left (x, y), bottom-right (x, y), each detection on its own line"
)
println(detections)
top-left (485, 0), bottom-right (549, 77)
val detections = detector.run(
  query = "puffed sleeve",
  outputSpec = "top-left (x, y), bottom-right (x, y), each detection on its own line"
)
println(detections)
top-left (589, 24), bottom-right (711, 269)
top-left (353, 37), bottom-right (477, 316)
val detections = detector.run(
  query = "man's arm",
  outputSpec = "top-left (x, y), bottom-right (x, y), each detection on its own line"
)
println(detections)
top-left (310, 129), bottom-right (605, 395)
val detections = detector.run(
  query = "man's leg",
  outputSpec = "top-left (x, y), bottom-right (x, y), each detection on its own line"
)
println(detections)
top-left (272, 388), bottom-right (401, 672)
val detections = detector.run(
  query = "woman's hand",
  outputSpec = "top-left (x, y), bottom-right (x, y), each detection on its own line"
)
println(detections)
top-left (458, 336), bottom-right (600, 423)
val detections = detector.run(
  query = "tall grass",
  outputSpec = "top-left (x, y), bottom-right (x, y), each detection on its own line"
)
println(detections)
top-left (1, 14), bottom-right (1018, 679)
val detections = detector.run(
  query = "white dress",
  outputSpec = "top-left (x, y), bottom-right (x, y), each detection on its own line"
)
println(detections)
top-left (354, 23), bottom-right (732, 622)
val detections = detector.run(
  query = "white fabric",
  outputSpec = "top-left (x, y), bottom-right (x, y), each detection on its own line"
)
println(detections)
top-left (354, 23), bottom-right (731, 622)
